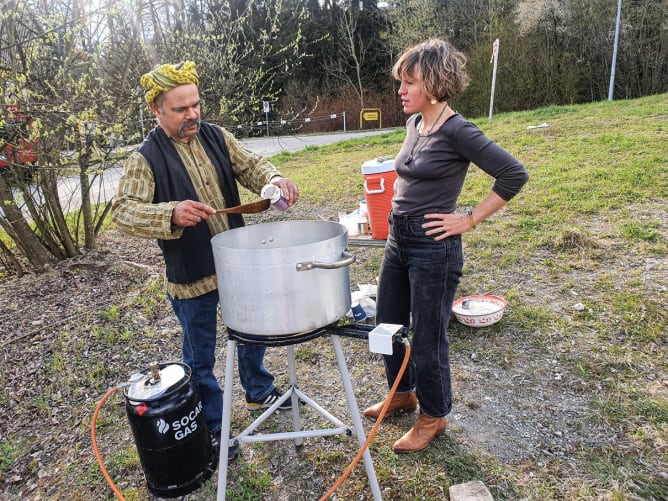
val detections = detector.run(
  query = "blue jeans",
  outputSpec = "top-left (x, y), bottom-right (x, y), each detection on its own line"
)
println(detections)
top-left (375, 213), bottom-right (463, 418)
top-left (168, 289), bottom-right (275, 433)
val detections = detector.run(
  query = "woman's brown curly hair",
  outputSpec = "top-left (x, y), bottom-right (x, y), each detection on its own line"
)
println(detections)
top-left (392, 39), bottom-right (470, 103)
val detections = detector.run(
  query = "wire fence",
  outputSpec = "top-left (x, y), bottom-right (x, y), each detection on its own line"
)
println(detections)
top-left (138, 111), bottom-right (349, 139)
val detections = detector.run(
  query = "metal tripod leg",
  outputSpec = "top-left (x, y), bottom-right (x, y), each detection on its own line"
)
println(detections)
top-left (216, 339), bottom-right (236, 501)
top-left (286, 344), bottom-right (304, 446)
top-left (330, 334), bottom-right (382, 501)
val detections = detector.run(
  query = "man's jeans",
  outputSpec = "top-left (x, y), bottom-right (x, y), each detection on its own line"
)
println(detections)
top-left (375, 213), bottom-right (463, 418)
top-left (168, 289), bottom-right (275, 433)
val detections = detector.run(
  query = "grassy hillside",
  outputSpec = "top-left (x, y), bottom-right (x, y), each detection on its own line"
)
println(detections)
top-left (251, 93), bottom-right (668, 499)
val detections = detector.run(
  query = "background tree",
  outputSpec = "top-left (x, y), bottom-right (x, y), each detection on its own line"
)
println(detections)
top-left (1, 0), bottom-right (146, 275)
top-left (385, 0), bottom-right (449, 53)
top-left (0, 0), bottom-right (666, 277)
top-left (324, 1), bottom-right (388, 110)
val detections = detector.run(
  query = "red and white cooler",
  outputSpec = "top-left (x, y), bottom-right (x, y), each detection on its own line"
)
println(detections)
top-left (361, 157), bottom-right (396, 240)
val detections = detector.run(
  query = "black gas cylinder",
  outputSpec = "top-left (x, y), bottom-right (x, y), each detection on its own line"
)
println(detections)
top-left (124, 361), bottom-right (213, 498)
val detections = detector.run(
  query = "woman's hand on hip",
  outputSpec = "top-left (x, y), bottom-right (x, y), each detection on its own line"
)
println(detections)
top-left (422, 213), bottom-right (474, 241)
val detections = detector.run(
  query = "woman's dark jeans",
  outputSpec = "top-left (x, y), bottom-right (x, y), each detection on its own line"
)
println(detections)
top-left (375, 213), bottom-right (463, 418)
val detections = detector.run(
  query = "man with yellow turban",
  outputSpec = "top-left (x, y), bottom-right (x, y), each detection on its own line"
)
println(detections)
top-left (112, 61), bottom-right (299, 465)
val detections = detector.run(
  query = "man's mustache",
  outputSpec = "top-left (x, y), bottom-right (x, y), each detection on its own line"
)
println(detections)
top-left (178, 119), bottom-right (201, 137)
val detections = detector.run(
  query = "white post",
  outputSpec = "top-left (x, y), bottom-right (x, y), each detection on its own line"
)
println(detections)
top-left (488, 38), bottom-right (499, 122)
top-left (608, 0), bottom-right (622, 101)
top-left (343, 111), bottom-right (347, 132)
top-left (263, 100), bottom-right (270, 136)
top-left (139, 98), bottom-right (145, 139)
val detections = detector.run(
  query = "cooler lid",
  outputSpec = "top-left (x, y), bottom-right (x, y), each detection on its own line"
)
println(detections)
top-left (361, 156), bottom-right (395, 175)
top-left (124, 363), bottom-right (187, 401)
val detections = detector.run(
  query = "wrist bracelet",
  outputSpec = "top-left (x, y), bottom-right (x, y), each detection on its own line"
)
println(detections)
top-left (464, 208), bottom-right (477, 228)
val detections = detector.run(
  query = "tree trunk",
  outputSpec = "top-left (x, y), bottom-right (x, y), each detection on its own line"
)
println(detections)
top-left (0, 237), bottom-right (24, 277)
top-left (0, 175), bottom-right (52, 272)
top-left (79, 151), bottom-right (96, 251)
top-left (40, 168), bottom-right (79, 259)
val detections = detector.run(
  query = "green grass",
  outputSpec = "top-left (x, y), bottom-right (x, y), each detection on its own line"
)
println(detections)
top-left (0, 437), bottom-right (26, 475)
top-left (262, 94), bottom-right (667, 500)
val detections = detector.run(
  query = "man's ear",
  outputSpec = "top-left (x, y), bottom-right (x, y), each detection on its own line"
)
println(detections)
top-left (149, 102), bottom-right (161, 117)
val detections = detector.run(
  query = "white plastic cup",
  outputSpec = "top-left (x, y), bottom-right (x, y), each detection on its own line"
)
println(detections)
top-left (261, 184), bottom-right (289, 211)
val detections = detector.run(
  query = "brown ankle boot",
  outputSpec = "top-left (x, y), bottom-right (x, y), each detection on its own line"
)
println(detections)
top-left (363, 391), bottom-right (417, 419)
top-left (392, 414), bottom-right (447, 453)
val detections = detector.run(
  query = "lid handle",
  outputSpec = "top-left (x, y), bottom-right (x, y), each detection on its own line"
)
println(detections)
top-left (149, 361), bottom-right (161, 384)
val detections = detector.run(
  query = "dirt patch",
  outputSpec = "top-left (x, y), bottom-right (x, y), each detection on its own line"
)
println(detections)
top-left (1, 203), bottom-right (666, 500)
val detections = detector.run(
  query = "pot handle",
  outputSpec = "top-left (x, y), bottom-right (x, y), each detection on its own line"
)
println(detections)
top-left (296, 251), bottom-right (356, 271)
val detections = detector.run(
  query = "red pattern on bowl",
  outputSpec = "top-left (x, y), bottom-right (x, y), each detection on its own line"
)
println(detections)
top-left (451, 294), bottom-right (508, 327)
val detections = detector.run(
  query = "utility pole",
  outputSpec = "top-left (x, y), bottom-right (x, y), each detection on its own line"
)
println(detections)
top-left (608, 0), bottom-right (622, 101)
top-left (488, 39), bottom-right (500, 122)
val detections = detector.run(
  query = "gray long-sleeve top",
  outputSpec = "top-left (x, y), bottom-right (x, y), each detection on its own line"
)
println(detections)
top-left (393, 113), bottom-right (528, 215)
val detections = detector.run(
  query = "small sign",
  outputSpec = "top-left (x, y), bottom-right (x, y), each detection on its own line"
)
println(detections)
top-left (362, 111), bottom-right (379, 121)
top-left (359, 108), bottom-right (382, 128)
top-left (263, 101), bottom-right (270, 113)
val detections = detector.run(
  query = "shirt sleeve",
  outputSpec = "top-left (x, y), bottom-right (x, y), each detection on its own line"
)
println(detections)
top-left (110, 152), bottom-right (184, 240)
top-left (219, 127), bottom-right (282, 194)
top-left (455, 122), bottom-right (529, 201)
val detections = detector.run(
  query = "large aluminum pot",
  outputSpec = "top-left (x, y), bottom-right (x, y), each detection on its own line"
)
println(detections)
top-left (211, 220), bottom-right (355, 336)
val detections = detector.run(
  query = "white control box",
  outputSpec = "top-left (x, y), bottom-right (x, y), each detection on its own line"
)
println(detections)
top-left (368, 323), bottom-right (403, 355)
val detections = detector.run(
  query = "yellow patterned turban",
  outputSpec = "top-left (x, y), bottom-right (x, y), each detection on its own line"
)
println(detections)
top-left (140, 61), bottom-right (199, 105)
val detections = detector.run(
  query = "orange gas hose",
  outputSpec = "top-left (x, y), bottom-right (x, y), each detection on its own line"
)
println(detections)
top-left (319, 338), bottom-right (411, 501)
top-left (93, 340), bottom-right (410, 501)
top-left (91, 386), bottom-right (128, 501)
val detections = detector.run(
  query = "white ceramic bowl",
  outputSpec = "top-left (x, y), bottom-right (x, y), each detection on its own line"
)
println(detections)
top-left (451, 294), bottom-right (508, 327)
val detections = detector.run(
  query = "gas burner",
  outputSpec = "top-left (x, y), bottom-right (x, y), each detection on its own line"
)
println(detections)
top-left (227, 322), bottom-right (376, 346)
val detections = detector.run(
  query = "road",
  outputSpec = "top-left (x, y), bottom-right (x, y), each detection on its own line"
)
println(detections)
top-left (93, 128), bottom-right (398, 204)
top-left (239, 129), bottom-right (395, 157)
top-left (4, 129), bottom-right (398, 219)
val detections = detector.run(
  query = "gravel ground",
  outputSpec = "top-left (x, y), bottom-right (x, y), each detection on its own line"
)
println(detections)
top-left (1, 201), bottom-right (665, 500)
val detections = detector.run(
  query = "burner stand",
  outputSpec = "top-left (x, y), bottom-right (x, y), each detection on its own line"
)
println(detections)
top-left (215, 324), bottom-right (382, 500)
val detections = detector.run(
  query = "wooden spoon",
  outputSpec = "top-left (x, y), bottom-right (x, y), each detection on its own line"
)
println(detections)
top-left (215, 198), bottom-right (270, 214)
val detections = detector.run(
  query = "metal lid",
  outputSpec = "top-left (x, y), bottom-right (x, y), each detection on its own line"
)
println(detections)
top-left (124, 363), bottom-right (187, 402)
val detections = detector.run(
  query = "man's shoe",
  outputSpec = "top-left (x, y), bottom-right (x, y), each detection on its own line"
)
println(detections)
top-left (363, 391), bottom-right (417, 419)
top-left (392, 414), bottom-right (447, 453)
top-left (210, 429), bottom-right (240, 463)
top-left (245, 387), bottom-right (292, 411)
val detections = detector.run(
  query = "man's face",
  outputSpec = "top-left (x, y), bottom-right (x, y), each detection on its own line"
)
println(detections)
top-left (151, 83), bottom-right (201, 141)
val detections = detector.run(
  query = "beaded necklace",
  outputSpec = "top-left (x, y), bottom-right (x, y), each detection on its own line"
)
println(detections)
top-left (418, 103), bottom-right (449, 136)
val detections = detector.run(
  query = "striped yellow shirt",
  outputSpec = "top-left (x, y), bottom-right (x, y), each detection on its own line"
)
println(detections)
top-left (111, 125), bottom-right (282, 299)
